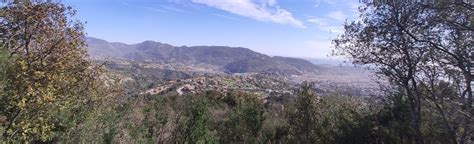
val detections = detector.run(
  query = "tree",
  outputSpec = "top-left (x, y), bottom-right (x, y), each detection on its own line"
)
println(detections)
top-left (0, 47), bottom-right (8, 134)
top-left (171, 98), bottom-right (218, 144)
top-left (0, 47), bottom-right (6, 87)
top-left (333, 1), bottom-right (473, 143)
top-left (219, 92), bottom-right (265, 143)
top-left (317, 94), bottom-right (370, 143)
top-left (287, 82), bottom-right (321, 143)
top-left (186, 100), bottom-right (214, 143)
top-left (413, 3), bottom-right (473, 143)
top-left (0, 1), bottom-right (103, 142)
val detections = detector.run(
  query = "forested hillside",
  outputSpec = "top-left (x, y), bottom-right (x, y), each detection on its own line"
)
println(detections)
top-left (0, 1), bottom-right (472, 143)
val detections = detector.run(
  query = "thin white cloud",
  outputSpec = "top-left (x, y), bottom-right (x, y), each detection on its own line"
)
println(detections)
top-left (119, 1), bottom-right (131, 6)
top-left (191, 0), bottom-right (306, 28)
top-left (307, 17), bottom-right (328, 26)
top-left (314, 0), bottom-right (361, 19)
top-left (314, 0), bottom-right (337, 7)
top-left (264, 0), bottom-right (277, 6)
top-left (212, 13), bottom-right (242, 21)
top-left (307, 17), bottom-right (343, 33)
top-left (327, 10), bottom-right (346, 21)
top-left (145, 6), bottom-right (166, 13)
top-left (161, 5), bottom-right (193, 14)
top-left (167, 0), bottom-right (187, 4)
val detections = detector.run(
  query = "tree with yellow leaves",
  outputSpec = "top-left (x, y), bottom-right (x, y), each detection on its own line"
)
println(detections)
top-left (0, 1), bottom-right (104, 142)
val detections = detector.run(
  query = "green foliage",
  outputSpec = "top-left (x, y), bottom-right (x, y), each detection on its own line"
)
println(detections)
top-left (0, 48), bottom-right (8, 141)
top-left (316, 94), bottom-right (372, 143)
top-left (287, 82), bottom-right (321, 143)
top-left (287, 84), bottom-right (378, 143)
top-left (219, 92), bottom-right (265, 143)
top-left (0, 1), bottom-right (107, 142)
top-left (260, 117), bottom-right (289, 143)
top-left (0, 47), bottom-right (8, 100)
top-left (184, 99), bottom-right (217, 143)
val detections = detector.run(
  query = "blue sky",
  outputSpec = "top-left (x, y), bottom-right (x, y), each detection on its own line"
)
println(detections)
top-left (65, 0), bottom-right (361, 58)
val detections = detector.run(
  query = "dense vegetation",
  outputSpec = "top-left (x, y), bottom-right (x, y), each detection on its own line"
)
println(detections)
top-left (0, 0), bottom-right (472, 143)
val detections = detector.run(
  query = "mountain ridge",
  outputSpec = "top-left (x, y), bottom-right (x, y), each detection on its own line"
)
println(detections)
top-left (86, 37), bottom-right (319, 75)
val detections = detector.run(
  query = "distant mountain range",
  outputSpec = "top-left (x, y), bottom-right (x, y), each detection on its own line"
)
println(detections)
top-left (86, 37), bottom-right (319, 75)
